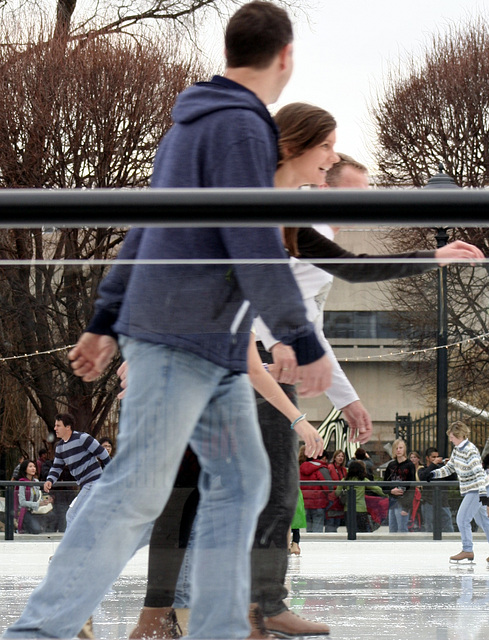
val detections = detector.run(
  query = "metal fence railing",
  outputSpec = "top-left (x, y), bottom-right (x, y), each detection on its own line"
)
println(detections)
top-left (1, 480), bottom-right (465, 542)
top-left (0, 188), bottom-right (488, 543)
top-left (0, 481), bottom-right (78, 541)
top-left (299, 480), bottom-right (464, 541)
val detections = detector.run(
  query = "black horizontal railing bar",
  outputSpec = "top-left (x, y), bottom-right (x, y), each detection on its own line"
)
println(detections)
top-left (0, 480), bottom-right (78, 488)
top-left (2, 188), bottom-right (489, 227)
top-left (0, 257), bottom-right (486, 267)
top-left (299, 480), bottom-right (459, 487)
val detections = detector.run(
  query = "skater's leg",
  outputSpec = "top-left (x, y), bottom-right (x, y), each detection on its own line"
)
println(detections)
top-left (187, 372), bottom-right (270, 639)
top-left (456, 492), bottom-right (481, 552)
top-left (3, 340), bottom-right (225, 640)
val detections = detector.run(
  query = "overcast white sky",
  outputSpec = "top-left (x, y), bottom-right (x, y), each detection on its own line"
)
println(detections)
top-left (200, 0), bottom-right (488, 172)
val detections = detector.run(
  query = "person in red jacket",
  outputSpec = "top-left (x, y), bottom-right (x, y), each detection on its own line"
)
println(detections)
top-left (299, 447), bottom-right (332, 532)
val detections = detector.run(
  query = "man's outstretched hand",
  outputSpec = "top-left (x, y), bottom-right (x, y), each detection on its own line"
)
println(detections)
top-left (68, 333), bottom-right (118, 381)
top-left (435, 240), bottom-right (484, 266)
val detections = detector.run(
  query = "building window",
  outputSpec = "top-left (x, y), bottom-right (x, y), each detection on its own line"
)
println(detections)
top-left (323, 311), bottom-right (400, 340)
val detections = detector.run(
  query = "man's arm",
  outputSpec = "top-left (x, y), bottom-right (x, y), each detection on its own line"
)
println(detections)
top-left (44, 452), bottom-right (64, 492)
top-left (69, 228), bottom-right (144, 381)
top-left (297, 228), bottom-right (483, 282)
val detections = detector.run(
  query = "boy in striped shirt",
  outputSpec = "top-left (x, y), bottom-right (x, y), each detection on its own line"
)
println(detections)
top-left (44, 413), bottom-right (110, 530)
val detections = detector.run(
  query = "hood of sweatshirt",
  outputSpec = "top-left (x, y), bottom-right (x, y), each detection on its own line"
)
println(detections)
top-left (300, 460), bottom-right (326, 478)
top-left (172, 75), bottom-right (278, 131)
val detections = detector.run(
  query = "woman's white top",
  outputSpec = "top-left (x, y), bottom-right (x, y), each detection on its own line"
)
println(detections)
top-left (254, 224), bottom-right (358, 410)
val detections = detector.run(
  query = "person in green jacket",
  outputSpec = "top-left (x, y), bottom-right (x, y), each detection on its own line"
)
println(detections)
top-left (336, 460), bottom-right (386, 532)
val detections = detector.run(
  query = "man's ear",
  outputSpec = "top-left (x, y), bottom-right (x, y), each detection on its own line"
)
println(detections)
top-left (278, 42), bottom-right (293, 70)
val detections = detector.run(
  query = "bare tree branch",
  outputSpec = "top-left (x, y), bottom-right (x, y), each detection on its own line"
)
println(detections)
top-left (0, 24), bottom-right (206, 441)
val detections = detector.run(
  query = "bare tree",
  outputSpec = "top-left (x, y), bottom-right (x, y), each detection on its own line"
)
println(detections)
top-left (3, 1), bottom-right (309, 41)
top-left (373, 227), bottom-right (489, 411)
top-left (371, 18), bottom-right (489, 188)
top-left (369, 18), bottom-right (489, 410)
top-left (0, 29), bottom-right (205, 442)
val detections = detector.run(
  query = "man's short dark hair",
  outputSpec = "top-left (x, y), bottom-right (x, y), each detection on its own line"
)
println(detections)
top-left (55, 413), bottom-right (75, 429)
top-left (99, 437), bottom-right (113, 447)
top-left (225, 1), bottom-right (293, 70)
top-left (354, 447), bottom-right (367, 460)
top-left (425, 446), bottom-right (438, 458)
top-left (38, 448), bottom-right (48, 457)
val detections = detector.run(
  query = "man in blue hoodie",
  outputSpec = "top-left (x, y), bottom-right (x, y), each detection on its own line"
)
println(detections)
top-left (2, 3), bottom-right (331, 640)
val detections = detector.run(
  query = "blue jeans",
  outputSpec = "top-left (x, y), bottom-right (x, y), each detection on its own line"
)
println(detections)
top-left (65, 482), bottom-right (94, 531)
top-left (421, 503), bottom-right (454, 532)
top-left (388, 500), bottom-right (409, 532)
top-left (457, 490), bottom-right (489, 552)
top-left (3, 339), bottom-right (270, 640)
top-left (306, 508), bottom-right (325, 532)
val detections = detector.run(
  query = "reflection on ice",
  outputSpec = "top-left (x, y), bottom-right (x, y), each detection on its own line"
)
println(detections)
top-left (1, 540), bottom-right (488, 639)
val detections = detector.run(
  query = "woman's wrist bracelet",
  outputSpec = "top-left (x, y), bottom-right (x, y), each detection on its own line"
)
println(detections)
top-left (290, 413), bottom-right (307, 429)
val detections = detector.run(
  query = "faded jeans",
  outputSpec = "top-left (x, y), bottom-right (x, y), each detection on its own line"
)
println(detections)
top-left (388, 500), bottom-right (409, 532)
top-left (3, 338), bottom-right (270, 640)
top-left (457, 490), bottom-right (489, 552)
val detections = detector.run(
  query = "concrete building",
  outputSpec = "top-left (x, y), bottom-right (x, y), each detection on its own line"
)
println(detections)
top-left (298, 226), bottom-right (433, 448)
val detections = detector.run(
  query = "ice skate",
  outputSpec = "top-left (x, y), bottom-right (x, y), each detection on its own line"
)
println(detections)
top-left (77, 617), bottom-right (94, 639)
top-left (449, 550), bottom-right (475, 565)
top-left (129, 607), bottom-right (182, 639)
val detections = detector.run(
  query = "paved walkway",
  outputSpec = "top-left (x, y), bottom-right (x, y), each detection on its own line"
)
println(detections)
top-left (1, 535), bottom-right (488, 639)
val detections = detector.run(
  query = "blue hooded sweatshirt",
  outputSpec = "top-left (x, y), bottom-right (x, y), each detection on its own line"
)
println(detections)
top-left (87, 76), bottom-right (324, 372)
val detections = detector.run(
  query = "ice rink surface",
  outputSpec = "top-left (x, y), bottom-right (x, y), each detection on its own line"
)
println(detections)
top-left (1, 535), bottom-right (489, 639)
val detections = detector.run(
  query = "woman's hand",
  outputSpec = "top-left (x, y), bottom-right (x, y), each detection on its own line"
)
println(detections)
top-left (293, 419), bottom-right (324, 459)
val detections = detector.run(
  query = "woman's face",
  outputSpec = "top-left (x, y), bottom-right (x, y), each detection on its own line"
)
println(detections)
top-left (449, 432), bottom-right (464, 446)
top-left (26, 462), bottom-right (36, 477)
top-left (291, 130), bottom-right (339, 186)
top-left (335, 451), bottom-right (344, 465)
top-left (409, 453), bottom-right (419, 465)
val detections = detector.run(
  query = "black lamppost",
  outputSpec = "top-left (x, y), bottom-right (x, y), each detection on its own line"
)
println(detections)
top-left (424, 163), bottom-right (460, 458)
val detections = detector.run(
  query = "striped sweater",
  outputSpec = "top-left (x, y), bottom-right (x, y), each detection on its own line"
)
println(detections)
top-left (47, 431), bottom-right (110, 488)
top-left (432, 440), bottom-right (488, 495)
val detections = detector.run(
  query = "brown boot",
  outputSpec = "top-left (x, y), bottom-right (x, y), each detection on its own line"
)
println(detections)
top-left (129, 607), bottom-right (182, 639)
top-left (248, 604), bottom-right (276, 639)
top-left (77, 617), bottom-right (94, 639)
top-left (449, 550), bottom-right (474, 563)
top-left (174, 609), bottom-right (190, 636)
top-left (265, 610), bottom-right (330, 638)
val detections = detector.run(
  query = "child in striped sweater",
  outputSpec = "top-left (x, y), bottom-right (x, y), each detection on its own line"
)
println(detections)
top-left (430, 421), bottom-right (489, 564)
